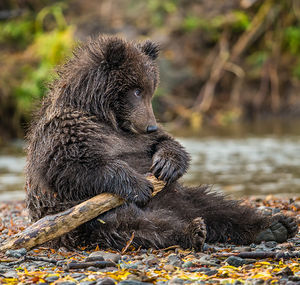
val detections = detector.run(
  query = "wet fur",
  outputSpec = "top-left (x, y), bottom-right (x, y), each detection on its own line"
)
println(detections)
top-left (25, 35), bottom-right (297, 250)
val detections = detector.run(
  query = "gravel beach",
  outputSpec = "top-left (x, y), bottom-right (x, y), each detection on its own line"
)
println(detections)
top-left (0, 196), bottom-right (299, 284)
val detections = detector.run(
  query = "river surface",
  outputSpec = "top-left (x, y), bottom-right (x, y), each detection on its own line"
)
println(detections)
top-left (0, 130), bottom-right (300, 201)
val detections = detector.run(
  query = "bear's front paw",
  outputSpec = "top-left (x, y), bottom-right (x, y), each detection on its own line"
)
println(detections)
top-left (151, 150), bottom-right (185, 184)
top-left (126, 178), bottom-right (153, 207)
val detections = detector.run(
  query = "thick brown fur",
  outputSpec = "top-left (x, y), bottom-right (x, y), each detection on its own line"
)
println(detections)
top-left (25, 35), bottom-right (298, 251)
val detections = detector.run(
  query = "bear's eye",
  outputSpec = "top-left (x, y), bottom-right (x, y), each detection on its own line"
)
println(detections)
top-left (134, 89), bottom-right (142, 97)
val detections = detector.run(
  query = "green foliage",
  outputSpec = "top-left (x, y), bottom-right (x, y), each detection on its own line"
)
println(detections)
top-left (284, 26), bottom-right (300, 54)
top-left (14, 64), bottom-right (48, 111)
top-left (292, 62), bottom-right (300, 79)
top-left (282, 26), bottom-right (300, 79)
top-left (246, 51), bottom-right (269, 68)
top-left (245, 51), bottom-right (269, 78)
top-left (15, 27), bottom-right (75, 109)
top-left (182, 10), bottom-right (250, 45)
top-left (182, 11), bottom-right (249, 33)
top-left (146, 0), bottom-right (178, 26)
top-left (182, 16), bottom-right (209, 32)
top-left (5, 3), bottom-right (75, 115)
top-left (34, 28), bottom-right (75, 67)
top-left (231, 11), bottom-right (250, 32)
top-left (0, 18), bottom-right (35, 48)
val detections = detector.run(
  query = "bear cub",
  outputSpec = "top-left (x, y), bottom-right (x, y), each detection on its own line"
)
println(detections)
top-left (26, 35), bottom-right (298, 250)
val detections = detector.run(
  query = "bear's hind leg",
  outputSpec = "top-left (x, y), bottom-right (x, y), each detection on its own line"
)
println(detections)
top-left (177, 187), bottom-right (269, 244)
top-left (181, 187), bottom-right (298, 244)
top-left (84, 204), bottom-right (206, 250)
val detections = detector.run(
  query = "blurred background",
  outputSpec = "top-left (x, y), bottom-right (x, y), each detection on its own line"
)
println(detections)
top-left (0, 0), bottom-right (299, 200)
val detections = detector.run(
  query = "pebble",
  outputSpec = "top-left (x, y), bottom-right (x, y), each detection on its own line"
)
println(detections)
top-left (87, 266), bottom-right (98, 271)
top-left (71, 273), bottom-right (87, 280)
top-left (191, 267), bottom-right (211, 273)
top-left (257, 206), bottom-right (272, 216)
top-left (293, 202), bottom-right (300, 210)
top-left (57, 260), bottom-right (68, 267)
top-left (197, 255), bottom-right (219, 266)
top-left (164, 264), bottom-right (175, 271)
top-left (288, 276), bottom-right (300, 282)
top-left (5, 248), bottom-right (27, 258)
top-left (253, 279), bottom-right (265, 285)
top-left (134, 255), bottom-right (143, 260)
top-left (272, 208), bottom-right (281, 214)
top-left (245, 279), bottom-right (264, 285)
top-left (167, 254), bottom-right (182, 267)
top-left (4, 270), bottom-right (18, 278)
top-left (79, 281), bottom-right (96, 285)
top-left (145, 257), bottom-right (159, 266)
top-left (96, 277), bottom-right (116, 285)
top-left (225, 256), bottom-right (246, 267)
top-left (89, 251), bottom-right (121, 263)
top-left (45, 276), bottom-right (59, 282)
top-left (85, 255), bottom-right (105, 262)
top-left (0, 264), bottom-right (10, 273)
top-left (232, 246), bottom-right (251, 252)
top-left (204, 269), bottom-right (218, 276)
top-left (88, 251), bottom-right (104, 258)
top-left (119, 281), bottom-right (152, 285)
top-left (56, 282), bottom-right (77, 285)
top-left (265, 241), bottom-right (277, 248)
top-left (286, 281), bottom-right (299, 285)
top-left (182, 261), bottom-right (193, 268)
top-left (168, 278), bottom-right (185, 284)
top-left (120, 262), bottom-right (138, 270)
top-left (121, 255), bottom-right (131, 261)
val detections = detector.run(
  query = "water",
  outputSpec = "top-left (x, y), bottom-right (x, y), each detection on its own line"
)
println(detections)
top-left (0, 141), bottom-right (26, 201)
top-left (178, 136), bottom-right (300, 197)
top-left (0, 132), bottom-right (299, 201)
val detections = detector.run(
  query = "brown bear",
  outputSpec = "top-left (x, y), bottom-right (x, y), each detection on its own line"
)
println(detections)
top-left (25, 35), bottom-right (298, 250)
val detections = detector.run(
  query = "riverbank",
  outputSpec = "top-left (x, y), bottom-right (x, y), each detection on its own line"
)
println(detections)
top-left (0, 196), bottom-right (299, 284)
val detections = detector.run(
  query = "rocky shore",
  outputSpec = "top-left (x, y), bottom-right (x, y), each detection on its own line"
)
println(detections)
top-left (0, 196), bottom-right (299, 285)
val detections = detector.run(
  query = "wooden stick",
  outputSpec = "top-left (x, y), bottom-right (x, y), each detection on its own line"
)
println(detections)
top-left (0, 175), bottom-right (165, 252)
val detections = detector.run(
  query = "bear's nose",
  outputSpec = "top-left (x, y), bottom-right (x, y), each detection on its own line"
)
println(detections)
top-left (146, 125), bottom-right (158, 133)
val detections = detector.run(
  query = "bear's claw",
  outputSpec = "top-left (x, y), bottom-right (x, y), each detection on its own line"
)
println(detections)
top-left (151, 156), bottom-right (182, 184)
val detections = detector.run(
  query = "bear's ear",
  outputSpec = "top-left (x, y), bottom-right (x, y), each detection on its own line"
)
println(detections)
top-left (103, 38), bottom-right (127, 67)
top-left (141, 40), bottom-right (159, 60)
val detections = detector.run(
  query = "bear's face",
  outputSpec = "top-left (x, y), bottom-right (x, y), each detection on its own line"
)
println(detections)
top-left (103, 39), bottom-right (160, 134)
top-left (52, 36), bottom-right (160, 134)
top-left (117, 86), bottom-right (157, 134)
